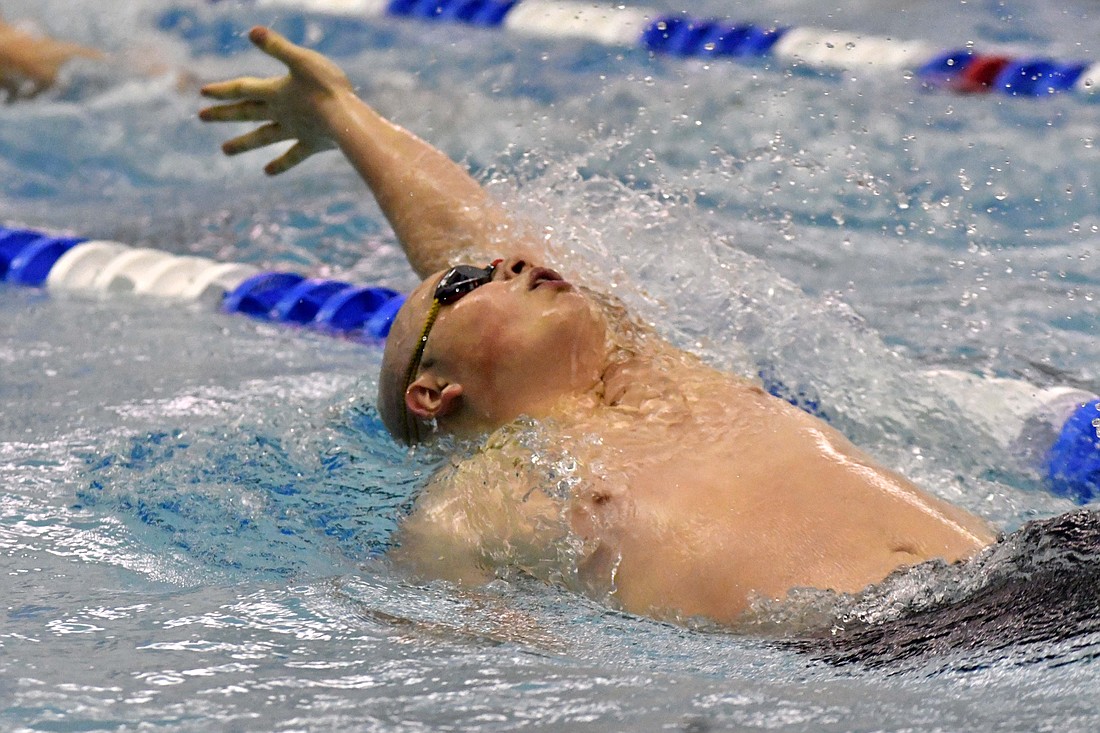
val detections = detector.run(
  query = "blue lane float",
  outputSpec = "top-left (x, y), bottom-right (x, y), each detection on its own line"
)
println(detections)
top-left (223, 271), bottom-right (307, 318)
top-left (169, 0), bottom-right (1099, 97)
top-left (2, 223), bottom-right (1097, 500)
top-left (0, 228), bottom-right (85, 286)
top-left (1050, 399), bottom-right (1100, 503)
top-left (641, 18), bottom-right (785, 59)
top-left (273, 278), bottom-right (355, 323)
top-left (386, 0), bottom-right (518, 26)
top-left (315, 283), bottom-right (403, 333)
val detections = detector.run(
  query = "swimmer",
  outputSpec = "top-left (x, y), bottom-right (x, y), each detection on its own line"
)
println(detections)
top-left (0, 18), bottom-right (102, 101)
top-left (200, 27), bottom-right (997, 627)
top-left (0, 17), bottom-right (198, 102)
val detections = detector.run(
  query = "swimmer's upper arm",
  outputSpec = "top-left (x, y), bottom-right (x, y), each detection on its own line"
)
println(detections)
top-left (389, 463), bottom-right (507, 585)
top-left (305, 55), bottom-right (545, 276)
top-left (390, 447), bottom-right (569, 585)
top-left (202, 27), bottom-right (542, 278)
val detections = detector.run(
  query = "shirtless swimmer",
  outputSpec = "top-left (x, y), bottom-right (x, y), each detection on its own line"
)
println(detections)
top-left (200, 27), bottom-right (997, 627)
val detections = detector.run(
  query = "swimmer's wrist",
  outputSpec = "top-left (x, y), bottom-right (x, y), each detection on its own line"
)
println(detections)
top-left (314, 88), bottom-right (388, 141)
top-left (304, 85), bottom-right (355, 126)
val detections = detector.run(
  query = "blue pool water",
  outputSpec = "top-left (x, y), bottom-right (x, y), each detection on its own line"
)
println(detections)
top-left (2, 0), bottom-right (1100, 730)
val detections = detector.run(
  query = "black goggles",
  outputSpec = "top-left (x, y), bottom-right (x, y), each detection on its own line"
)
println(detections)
top-left (434, 262), bottom-right (499, 304)
top-left (400, 260), bottom-right (500, 442)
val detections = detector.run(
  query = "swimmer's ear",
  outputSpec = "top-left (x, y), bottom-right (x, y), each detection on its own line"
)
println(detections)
top-left (405, 375), bottom-right (464, 420)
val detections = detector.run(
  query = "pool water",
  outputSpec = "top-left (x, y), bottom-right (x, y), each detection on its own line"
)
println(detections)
top-left (2, 0), bottom-right (1099, 730)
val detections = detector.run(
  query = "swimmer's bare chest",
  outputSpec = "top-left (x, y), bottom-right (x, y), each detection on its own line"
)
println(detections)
top-left (395, 357), bottom-right (994, 626)
top-left (567, 379), bottom-right (994, 622)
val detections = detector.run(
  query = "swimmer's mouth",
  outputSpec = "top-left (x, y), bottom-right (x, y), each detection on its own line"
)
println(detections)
top-left (529, 266), bottom-right (570, 291)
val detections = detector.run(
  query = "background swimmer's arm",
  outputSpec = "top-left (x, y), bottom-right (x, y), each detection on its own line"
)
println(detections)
top-left (0, 19), bottom-right (103, 101)
top-left (200, 26), bottom-right (534, 278)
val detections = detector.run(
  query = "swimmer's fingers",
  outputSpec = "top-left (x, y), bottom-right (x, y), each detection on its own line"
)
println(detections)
top-left (199, 99), bottom-right (269, 124)
top-left (263, 141), bottom-right (320, 176)
top-left (248, 26), bottom-right (305, 68)
top-left (221, 122), bottom-right (290, 156)
top-left (200, 76), bottom-right (280, 102)
top-left (247, 26), bottom-right (352, 91)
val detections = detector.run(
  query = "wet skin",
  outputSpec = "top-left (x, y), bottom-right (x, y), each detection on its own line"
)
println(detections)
top-left (390, 257), bottom-right (996, 624)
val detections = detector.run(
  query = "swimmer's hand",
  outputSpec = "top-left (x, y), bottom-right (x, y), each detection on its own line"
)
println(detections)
top-left (199, 26), bottom-right (351, 175)
top-left (0, 21), bottom-right (103, 101)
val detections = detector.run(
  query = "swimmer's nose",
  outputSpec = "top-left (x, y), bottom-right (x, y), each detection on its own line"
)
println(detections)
top-left (496, 257), bottom-right (529, 281)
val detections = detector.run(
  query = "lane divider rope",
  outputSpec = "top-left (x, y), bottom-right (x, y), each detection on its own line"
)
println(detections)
top-left (167, 0), bottom-right (1100, 96)
top-left (0, 224), bottom-right (404, 339)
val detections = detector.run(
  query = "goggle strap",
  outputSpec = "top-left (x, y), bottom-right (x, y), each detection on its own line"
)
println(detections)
top-left (401, 298), bottom-right (443, 444)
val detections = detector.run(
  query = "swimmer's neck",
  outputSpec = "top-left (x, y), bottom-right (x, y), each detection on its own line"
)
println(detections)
top-left (542, 346), bottom-right (742, 429)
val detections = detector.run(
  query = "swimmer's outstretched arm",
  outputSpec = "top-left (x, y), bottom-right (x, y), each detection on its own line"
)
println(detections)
top-left (200, 26), bottom-right (529, 278)
top-left (0, 19), bottom-right (103, 101)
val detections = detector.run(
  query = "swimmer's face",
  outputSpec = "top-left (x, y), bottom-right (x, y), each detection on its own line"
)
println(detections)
top-left (378, 257), bottom-right (607, 442)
